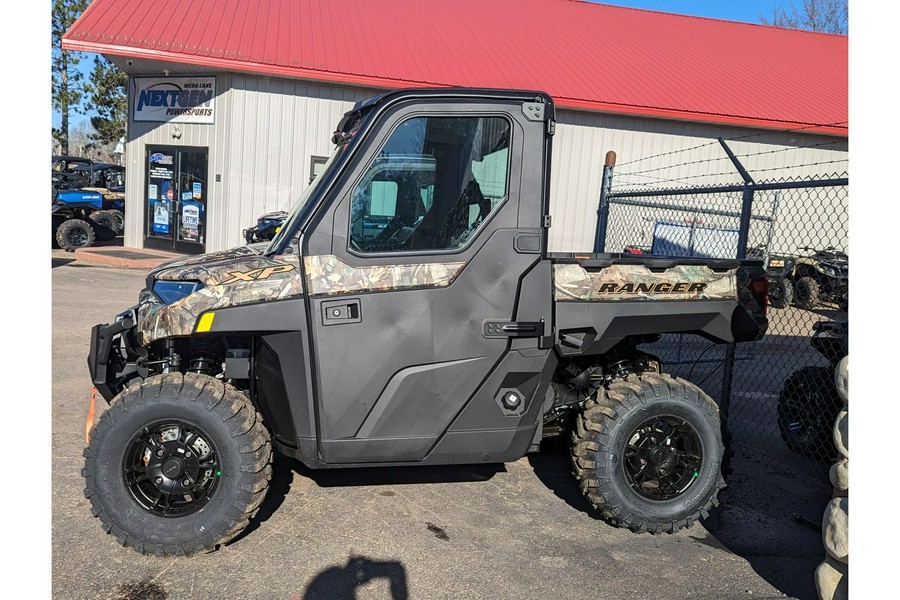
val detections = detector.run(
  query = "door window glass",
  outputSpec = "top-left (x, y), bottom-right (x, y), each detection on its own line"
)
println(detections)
top-left (349, 116), bottom-right (510, 253)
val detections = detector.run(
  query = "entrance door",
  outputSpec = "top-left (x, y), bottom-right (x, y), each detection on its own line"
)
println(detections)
top-left (145, 146), bottom-right (208, 254)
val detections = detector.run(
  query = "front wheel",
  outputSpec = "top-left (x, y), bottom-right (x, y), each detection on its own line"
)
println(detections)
top-left (794, 276), bottom-right (820, 310)
top-left (55, 218), bottom-right (95, 251)
top-left (82, 372), bottom-right (273, 556)
top-left (571, 373), bottom-right (725, 533)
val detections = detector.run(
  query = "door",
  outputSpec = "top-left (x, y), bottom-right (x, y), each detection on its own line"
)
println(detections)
top-left (145, 146), bottom-right (208, 254)
top-left (305, 103), bottom-right (554, 465)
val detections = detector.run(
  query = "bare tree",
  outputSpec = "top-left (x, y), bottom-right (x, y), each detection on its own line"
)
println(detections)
top-left (759, 0), bottom-right (848, 35)
top-left (64, 120), bottom-right (118, 163)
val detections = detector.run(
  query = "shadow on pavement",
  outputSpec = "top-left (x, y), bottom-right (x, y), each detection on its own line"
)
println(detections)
top-left (295, 459), bottom-right (504, 488)
top-left (302, 555), bottom-right (409, 599)
top-left (527, 436), bottom-right (602, 520)
top-left (52, 258), bottom-right (76, 268)
top-left (226, 453), bottom-right (296, 546)
top-left (528, 435), bottom-right (829, 600)
top-left (703, 450), bottom-right (831, 600)
top-left (230, 452), bottom-right (504, 546)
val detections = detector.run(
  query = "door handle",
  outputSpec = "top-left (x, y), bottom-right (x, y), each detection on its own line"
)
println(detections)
top-left (321, 298), bottom-right (361, 325)
top-left (483, 320), bottom-right (544, 338)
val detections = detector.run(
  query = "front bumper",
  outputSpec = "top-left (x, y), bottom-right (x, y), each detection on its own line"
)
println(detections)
top-left (87, 307), bottom-right (144, 402)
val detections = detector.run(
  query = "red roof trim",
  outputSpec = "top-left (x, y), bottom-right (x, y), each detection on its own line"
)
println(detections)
top-left (62, 0), bottom-right (847, 137)
top-left (63, 38), bottom-right (847, 137)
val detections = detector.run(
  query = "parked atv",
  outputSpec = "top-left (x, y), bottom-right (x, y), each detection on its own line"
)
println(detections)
top-left (52, 157), bottom-right (126, 250)
top-left (52, 192), bottom-right (112, 251)
top-left (766, 246), bottom-right (848, 310)
top-left (243, 210), bottom-right (287, 244)
top-left (776, 319), bottom-right (848, 460)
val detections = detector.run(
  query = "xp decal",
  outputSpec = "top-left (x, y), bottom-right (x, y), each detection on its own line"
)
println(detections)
top-left (221, 264), bottom-right (297, 284)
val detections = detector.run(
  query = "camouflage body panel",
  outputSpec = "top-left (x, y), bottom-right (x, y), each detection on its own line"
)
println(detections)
top-left (138, 245), bottom-right (468, 344)
top-left (553, 263), bottom-right (737, 302)
top-left (148, 244), bottom-right (265, 279)
top-left (304, 255), bottom-right (466, 297)
top-left (138, 252), bottom-right (303, 345)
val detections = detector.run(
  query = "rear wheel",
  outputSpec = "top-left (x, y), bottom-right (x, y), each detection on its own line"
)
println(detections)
top-left (768, 277), bottom-right (793, 309)
top-left (89, 211), bottom-right (118, 241)
top-left (107, 209), bottom-right (125, 233)
top-left (571, 373), bottom-right (725, 533)
top-left (82, 372), bottom-right (273, 556)
top-left (55, 218), bottom-right (95, 251)
top-left (795, 277), bottom-right (820, 310)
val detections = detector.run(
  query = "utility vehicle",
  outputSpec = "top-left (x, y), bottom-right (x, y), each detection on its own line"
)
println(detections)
top-left (767, 246), bottom-right (848, 311)
top-left (52, 159), bottom-right (126, 250)
top-left (85, 88), bottom-right (768, 556)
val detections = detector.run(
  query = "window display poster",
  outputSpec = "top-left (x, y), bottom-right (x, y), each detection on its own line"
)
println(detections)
top-left (153, 200), bottom-right (170, 234)
top-left (192, 182), bottom-right (202, 199)
top-left (181, 201), bottom-right (202, 242)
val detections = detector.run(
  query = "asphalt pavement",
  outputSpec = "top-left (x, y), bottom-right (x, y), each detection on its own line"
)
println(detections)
top-left (51, 249), bottom-right (829, 600)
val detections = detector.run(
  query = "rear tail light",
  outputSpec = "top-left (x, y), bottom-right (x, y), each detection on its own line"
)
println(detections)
top-left (749, 275), bottom-right (768, 315)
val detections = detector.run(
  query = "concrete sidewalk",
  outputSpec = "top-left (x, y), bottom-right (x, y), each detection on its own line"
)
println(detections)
top-left (70, 245), bottom-right (182, 269)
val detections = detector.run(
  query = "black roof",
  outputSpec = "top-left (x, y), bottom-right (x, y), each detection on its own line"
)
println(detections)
top-left (52, 155), bottom-right (94, 163)
top-left (71, 162), bottom-right (124, 171)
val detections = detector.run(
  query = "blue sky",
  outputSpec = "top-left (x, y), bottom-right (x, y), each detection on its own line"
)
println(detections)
top-left (597, 1), bottom-right (780, 24)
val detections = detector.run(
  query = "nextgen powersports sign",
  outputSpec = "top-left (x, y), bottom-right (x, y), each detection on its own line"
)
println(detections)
top-left (133, 77), bottom-right (216, 123)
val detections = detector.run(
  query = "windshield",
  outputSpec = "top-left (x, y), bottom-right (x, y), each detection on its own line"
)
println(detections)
top-left (265, 145), bottom-right (344, 253)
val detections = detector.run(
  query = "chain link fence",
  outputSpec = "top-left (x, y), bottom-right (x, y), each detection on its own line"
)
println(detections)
top-left (596, 138), bottom-right (848, 476)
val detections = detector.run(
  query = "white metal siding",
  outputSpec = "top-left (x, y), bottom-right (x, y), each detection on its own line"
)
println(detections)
top-left (217, 77), bottom-right (376, 250)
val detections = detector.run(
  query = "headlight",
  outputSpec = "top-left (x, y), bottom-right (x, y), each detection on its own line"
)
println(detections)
top-left (152, 280), bottom-right (204, 304)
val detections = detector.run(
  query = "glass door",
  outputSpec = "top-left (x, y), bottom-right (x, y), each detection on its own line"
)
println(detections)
top-left (145, 146), bottom-right (208, 254)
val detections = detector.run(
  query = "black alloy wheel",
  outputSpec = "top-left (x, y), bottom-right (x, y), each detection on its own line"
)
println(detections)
top-left (623, 416), bottom-right (703, 501)
top-left (68, 225), bottom-right (89, 247)
top-left (56, 218), bottom-right (95, 251)
top-left (83, 372), bottom-right (273, 556)
top-left (123, 420), bottom-right (221, 517)
top-left (571, 373), bottom-right (725, 534)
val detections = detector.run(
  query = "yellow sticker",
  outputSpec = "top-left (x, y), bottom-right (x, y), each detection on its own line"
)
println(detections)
top-left (196, 312), bottom-right (215, 332)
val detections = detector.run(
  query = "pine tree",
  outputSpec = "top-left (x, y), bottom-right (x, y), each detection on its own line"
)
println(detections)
top-left (51, 0), bottom-right (89, 155)
top-left (85, 56), bottom-right (128, 147)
